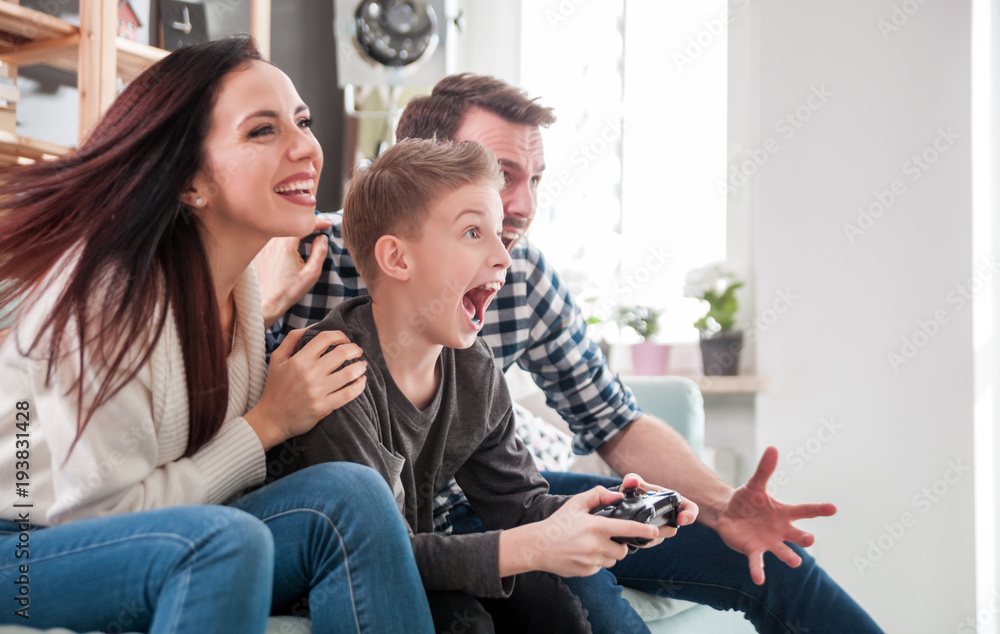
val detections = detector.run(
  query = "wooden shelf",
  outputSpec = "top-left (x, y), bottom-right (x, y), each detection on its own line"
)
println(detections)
top-left (0, 1), bottom-right (76, 41)
top-left (0, 0), bottom-right (167, 167)
top-left (684, 375), bottom-right (769, 395)
top-left (0, 4), bottom-right (166, 81)
top-left (115, 37), bottom-right (168, 81)
top-left (0, 0), bottom-right (269, 167)
top-left (0, 129), bottom-right (70, 166)
top-left (621, 373), bottom-right (769, 396)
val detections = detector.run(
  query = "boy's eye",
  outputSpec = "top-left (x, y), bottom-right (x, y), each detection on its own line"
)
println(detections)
top-left (464, 228), bottom-right (480, 239)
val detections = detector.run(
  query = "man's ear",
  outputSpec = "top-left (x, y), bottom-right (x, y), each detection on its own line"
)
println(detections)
top-left (373, 235), bottom-right (411, 282)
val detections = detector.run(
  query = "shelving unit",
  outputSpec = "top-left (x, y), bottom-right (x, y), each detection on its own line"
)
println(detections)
top-left (684, 374), bottom-right (769, 395)
top-left (0, 0), bottom-right (270, 167)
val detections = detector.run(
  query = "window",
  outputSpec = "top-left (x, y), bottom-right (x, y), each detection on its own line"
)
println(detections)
top-left (519, 0), bottom-right (729, 344)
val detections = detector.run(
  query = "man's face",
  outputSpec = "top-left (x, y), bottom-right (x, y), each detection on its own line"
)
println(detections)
top-left (453, 108), bottom-right (545, 251)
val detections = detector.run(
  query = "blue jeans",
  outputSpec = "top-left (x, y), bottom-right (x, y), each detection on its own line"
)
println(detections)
top-left (0, 463), bottom-right (433, 633)
top-left (448, 502), bottom-right (651, 634)
top-left (542, 471), bottom-right (884, 634)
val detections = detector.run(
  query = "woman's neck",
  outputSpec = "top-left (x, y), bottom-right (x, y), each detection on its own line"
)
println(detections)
top-left (200, 226), bottom-right (262, 344)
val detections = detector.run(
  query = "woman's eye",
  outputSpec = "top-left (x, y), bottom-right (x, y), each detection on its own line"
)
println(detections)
top-left (299, 117), bottom-right (313, 129)
top-left (248, 125), bottom-right (275, 139)
top-left (464, 228), bottom-right (480, 239)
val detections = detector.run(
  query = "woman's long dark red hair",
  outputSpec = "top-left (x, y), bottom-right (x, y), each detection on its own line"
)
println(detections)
top-left (0, 36), bottom-right (263, 456)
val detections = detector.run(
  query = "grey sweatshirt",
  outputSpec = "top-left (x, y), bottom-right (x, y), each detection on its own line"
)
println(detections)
top-left (272, 297), bottom-right (569, 597)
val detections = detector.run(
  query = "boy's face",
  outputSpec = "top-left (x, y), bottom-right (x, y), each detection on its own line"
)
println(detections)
top-left (403, 183), bottom-right (511, 350)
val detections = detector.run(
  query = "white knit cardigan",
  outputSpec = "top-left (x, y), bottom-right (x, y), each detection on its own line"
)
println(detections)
top-left (0, 264), bottom-right (267, 526)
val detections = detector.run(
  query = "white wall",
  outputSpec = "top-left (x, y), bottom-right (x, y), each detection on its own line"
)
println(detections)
top-left (973, 0), bottom-right (1000, 630)
top-left (738, 1), bottom-right (979, 631)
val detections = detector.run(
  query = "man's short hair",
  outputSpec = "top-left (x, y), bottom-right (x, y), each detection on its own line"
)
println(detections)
top-left (396, 73), bottom-right (556, 141)
top-left (343, 138), bottom-right (504, 287)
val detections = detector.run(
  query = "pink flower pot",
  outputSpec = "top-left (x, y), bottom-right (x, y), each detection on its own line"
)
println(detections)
top-left (631, 341), bottom-right (671, 376)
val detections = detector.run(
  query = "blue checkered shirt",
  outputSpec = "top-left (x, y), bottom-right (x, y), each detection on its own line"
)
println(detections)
top-left (266, 212), bottom-right (641, 531)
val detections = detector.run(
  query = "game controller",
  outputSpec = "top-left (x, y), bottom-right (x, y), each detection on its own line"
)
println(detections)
top-left (590, 487), bottom-right (681, 548)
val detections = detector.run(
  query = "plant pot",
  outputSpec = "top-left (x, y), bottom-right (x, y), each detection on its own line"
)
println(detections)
top-left (700, 330), bottom-right (743, 376)
top-left (631, 341), bottom-right (671, 376)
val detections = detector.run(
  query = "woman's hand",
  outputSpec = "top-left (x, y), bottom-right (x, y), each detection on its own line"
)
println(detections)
top-left (245, 328), bottom-right (367, 449)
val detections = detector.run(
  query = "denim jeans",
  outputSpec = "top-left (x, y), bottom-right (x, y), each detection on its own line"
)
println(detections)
top-left (447, 502), bottom-right (651, 634)
top-left (0, 462), bottom-right (433, 634)
top-left (542, 471), bottom-right (885, 634)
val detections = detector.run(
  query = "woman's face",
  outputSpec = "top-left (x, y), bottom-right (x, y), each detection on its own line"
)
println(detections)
top-left (190, 60), bottom-right (323, 249)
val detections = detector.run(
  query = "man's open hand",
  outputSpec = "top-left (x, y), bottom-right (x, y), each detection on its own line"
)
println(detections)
top-left (712, 446), bottom-right (836, 585)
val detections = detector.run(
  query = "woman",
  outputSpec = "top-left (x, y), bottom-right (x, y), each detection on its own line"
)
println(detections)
top-left (0, 36), bottom-right (433, 633)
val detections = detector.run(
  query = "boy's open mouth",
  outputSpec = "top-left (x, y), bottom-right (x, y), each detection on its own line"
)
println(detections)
top-left (462, 281), bottom-right (504, 328)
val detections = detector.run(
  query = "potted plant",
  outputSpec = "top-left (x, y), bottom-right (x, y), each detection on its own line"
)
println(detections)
top-left (684, 261), bottom-right (744, 376)
top-left (617, 305), bottom-right (670, 376)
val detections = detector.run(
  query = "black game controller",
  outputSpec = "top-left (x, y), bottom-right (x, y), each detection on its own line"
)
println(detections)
top-left (590, 487), bottom-right (682, 548)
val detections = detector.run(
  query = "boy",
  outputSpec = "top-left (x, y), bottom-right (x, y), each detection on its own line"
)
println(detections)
top-left (270, 138), bottom-right (695, 631)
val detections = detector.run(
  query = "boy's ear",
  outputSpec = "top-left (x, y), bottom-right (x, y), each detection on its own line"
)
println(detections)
top-left (373, 235), bottom-right (411, 282)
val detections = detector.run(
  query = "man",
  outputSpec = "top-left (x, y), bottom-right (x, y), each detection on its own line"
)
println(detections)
top-left (259, 73), bottom-right (883, 633)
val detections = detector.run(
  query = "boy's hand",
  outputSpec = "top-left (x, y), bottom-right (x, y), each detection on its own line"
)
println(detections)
top-left (498, 486), bottom-right (660, 578)
top-left (619, 472), bottom-right (699, 544)
top-left (245, 328), bottom-right (367, 449)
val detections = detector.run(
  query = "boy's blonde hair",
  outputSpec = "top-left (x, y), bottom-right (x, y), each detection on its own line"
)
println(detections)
top-left (343, 138), bottom-right (504, 287)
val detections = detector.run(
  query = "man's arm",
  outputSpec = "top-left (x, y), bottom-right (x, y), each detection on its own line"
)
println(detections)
top-left (506, 243), bottom-right (835, 584)
top-left (598, 414), bottom-right (731, 523)
top-left (600, 414), bottom-right (836, 585)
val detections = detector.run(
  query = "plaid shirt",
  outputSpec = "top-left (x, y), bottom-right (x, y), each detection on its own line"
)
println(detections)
top-left (267, 212), bottom-right (641, 531)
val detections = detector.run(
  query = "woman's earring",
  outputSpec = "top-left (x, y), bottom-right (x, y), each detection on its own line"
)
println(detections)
top-left (194, 197), bottom-right (204, 207)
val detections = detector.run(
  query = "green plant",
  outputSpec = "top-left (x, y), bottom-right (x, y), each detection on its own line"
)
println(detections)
top-left (684, 262), bottom-right (744, 334)
top-left (616, 305), bottom-right (662, 341)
